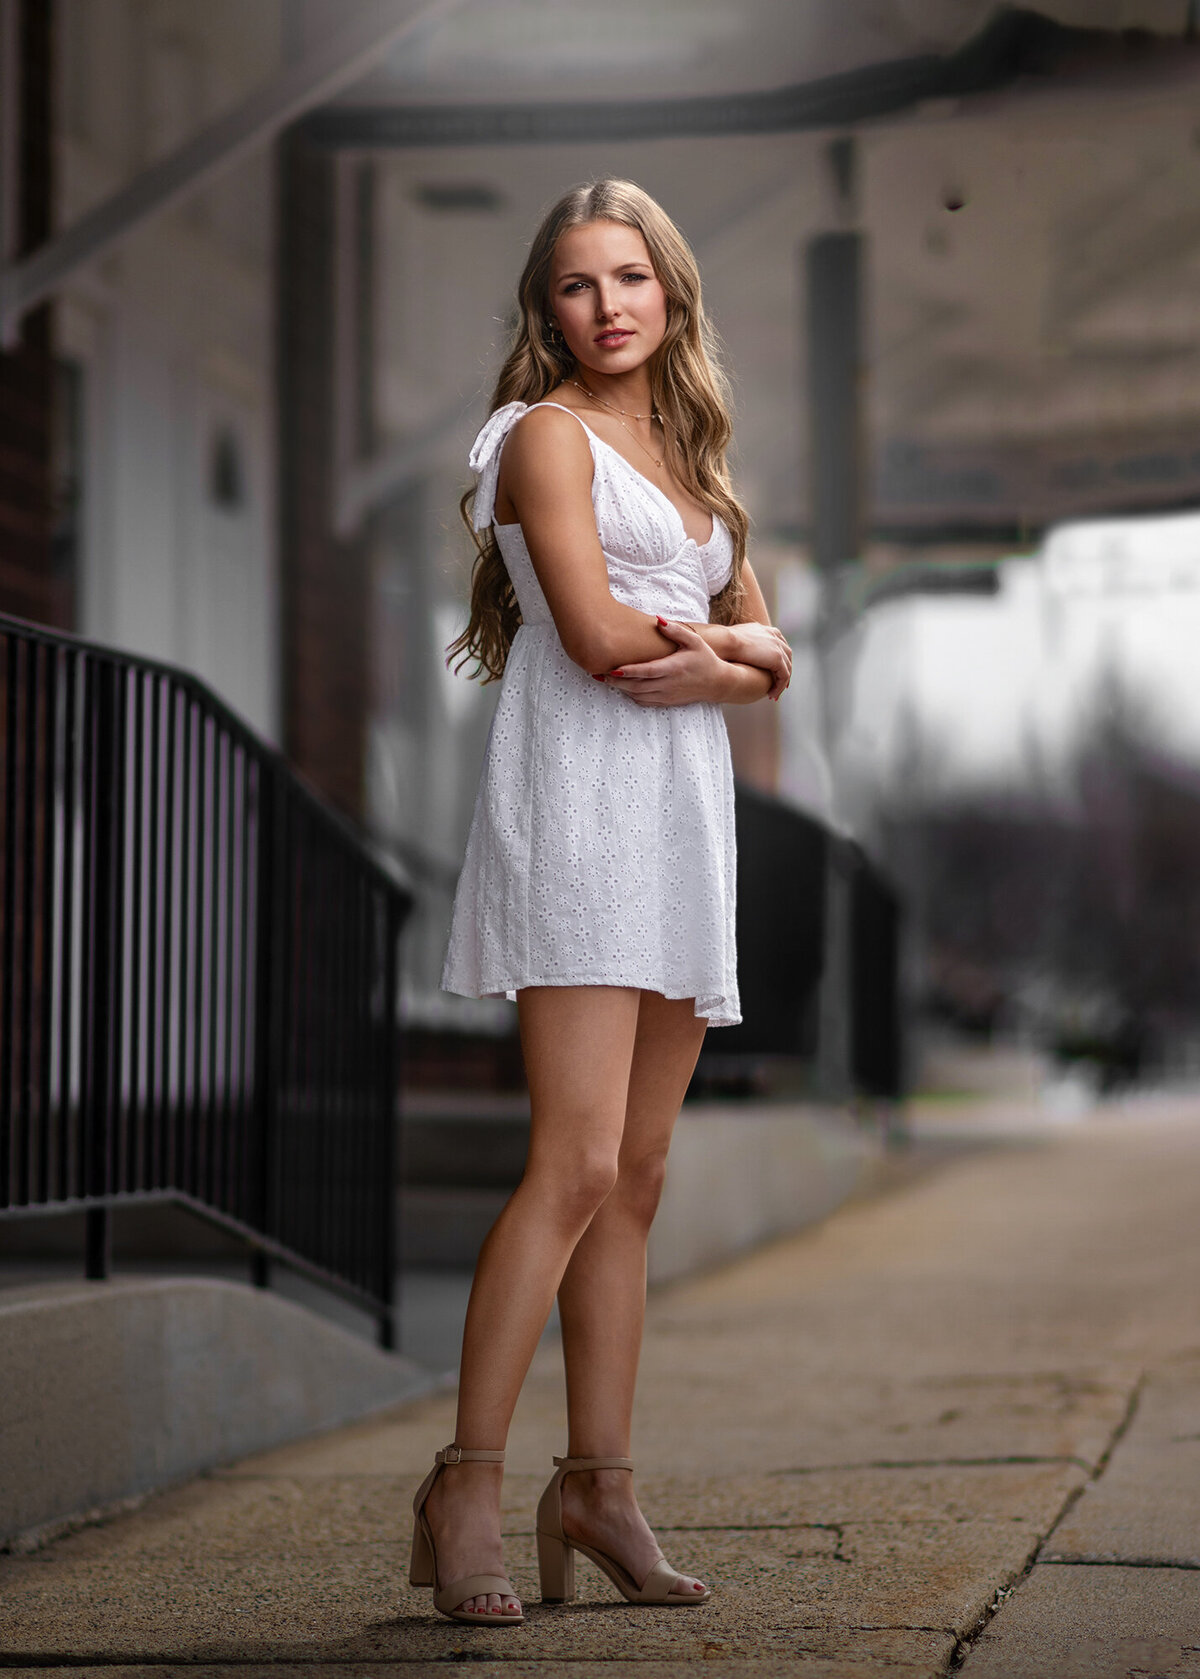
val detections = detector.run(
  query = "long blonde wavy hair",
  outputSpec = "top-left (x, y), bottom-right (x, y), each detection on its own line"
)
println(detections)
top-left (447, 178), bottom-right (749, 682)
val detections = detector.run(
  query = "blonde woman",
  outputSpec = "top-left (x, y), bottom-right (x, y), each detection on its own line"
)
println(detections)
top-left (410, 180), bottom-right (791, 1625)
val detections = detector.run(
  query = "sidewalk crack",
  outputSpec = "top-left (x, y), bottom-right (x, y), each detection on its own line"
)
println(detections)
top-left (943, 1371), bottom-right (1148, 1675)
top-left (1041, 1556), bottom-right (1200, 1572)
top-left (772, 1453), bottom-right (1093, 1475)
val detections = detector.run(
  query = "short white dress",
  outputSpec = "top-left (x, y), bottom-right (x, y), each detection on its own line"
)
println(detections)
top-left (441, 400), bottom-right (741, 1026)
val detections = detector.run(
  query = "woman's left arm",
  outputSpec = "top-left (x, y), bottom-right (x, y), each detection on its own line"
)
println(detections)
top-left (604, 561), bottom-right (791, 707)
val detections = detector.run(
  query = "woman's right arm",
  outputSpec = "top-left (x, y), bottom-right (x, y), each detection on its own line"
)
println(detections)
top-left (498, 406), bottom-right (679, 673)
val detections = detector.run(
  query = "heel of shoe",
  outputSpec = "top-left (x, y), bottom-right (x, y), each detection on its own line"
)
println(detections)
top-left (409, 1514), bottom-right (435, 1587)
top-left (537, 1529), bottom-right (576, 1601)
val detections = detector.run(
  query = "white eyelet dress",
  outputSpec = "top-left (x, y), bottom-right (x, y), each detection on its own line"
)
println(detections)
top-left (441, 401), bottom-right (741, 1027)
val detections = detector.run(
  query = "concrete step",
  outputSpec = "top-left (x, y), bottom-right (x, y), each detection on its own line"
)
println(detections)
top-left (400, 1184), bottom-right (507, 1267)
top-left (0, 1276), bottom-right (433, 1551)
top-left (400, 1094), bottom-right (530, 1268)
top-left (401, 1094), bottom-right (530, 1190)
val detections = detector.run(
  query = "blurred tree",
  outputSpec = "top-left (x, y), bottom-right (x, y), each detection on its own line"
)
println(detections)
top-left (871, 665), bottom-right (1200, 1073)
top-left (1062, 667), bottom-right (1200, 1038)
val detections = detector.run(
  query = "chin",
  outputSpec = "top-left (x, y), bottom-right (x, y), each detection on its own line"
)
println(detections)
top-left (575, 344), bottom-right (652, 375)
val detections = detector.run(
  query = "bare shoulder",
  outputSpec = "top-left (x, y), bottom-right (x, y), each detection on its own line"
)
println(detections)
top-left (503, 401), bottom-right (593, 466)
top-left (498, 401), bottom-right (595, 512)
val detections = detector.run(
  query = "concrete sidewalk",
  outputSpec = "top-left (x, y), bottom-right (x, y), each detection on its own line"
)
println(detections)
top-left (3, 1097), bottom-right (1199, 1676)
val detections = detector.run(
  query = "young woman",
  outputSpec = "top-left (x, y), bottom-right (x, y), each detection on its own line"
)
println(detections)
top-left (410, 179), bottom-right (791, 1626)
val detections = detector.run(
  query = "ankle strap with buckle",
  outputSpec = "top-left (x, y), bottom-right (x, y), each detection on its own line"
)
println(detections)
top-left (436, 1444), bottom-right (506, 1465)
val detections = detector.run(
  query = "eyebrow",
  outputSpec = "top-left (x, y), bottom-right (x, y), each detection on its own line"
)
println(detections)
top-left (556, 264), bottom-right (653, 281)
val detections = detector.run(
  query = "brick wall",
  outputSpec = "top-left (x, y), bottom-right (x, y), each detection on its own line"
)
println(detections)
top-left (276, 133), bottom-right (370, 821)
top-left (0, 0), bottom-right (63, 628)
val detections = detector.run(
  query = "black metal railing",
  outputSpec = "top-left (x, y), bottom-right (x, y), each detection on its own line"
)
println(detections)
top-left (701, 785), bottom-right (904, 1101)
top-left (0, 610), bottom-right (411, 1345)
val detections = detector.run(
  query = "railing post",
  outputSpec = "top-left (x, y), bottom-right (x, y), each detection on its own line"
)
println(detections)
top-left (376, 893), bottom-right (401, 1350)
top-left (250, 758), bottom-right (283, 1289)
top-left (1, 634), bottom-right (18, 1209)
top-left (83, 659), bottom-right (119, 1279)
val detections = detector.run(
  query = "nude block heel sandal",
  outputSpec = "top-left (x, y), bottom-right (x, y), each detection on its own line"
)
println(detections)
top-left (536, 1455), bottom-right (711, 1606)
top-left (409, 1445), bottom-right (523, 1625)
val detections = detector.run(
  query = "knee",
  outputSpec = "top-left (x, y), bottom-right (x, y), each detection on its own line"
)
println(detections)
top-left (613, 1148), bottom-right (669, 1231)
top-left (525, 1147), bottom-right (620, 1230)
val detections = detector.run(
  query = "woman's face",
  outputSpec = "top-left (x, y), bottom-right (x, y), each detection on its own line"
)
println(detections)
top-left (547, 220), bottom-right (669, 380)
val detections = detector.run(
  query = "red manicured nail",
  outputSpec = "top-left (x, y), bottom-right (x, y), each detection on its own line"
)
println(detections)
top-left (656, 615), bottom-right (669, 626)
top-left (610, 668), bottom-right (625, 677)
top-left (591, 673), bottom-right (606, 681)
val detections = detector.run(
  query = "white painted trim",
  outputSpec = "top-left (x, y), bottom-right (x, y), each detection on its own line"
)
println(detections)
top-left (0, 0), bottom-right (473, 345)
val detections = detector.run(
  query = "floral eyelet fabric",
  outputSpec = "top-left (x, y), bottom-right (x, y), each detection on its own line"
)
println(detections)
top-left (440, 401), bottom-right (740, 1026)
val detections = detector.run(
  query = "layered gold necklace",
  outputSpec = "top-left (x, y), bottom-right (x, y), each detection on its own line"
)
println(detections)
top-left (571, 379), bottom-right (668, 471)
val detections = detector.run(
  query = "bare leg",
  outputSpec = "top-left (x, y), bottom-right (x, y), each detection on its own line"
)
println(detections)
top-left (556, 990), bottom-right (710, 1596)
top-left (424, 985), bottom-right (641, 1616)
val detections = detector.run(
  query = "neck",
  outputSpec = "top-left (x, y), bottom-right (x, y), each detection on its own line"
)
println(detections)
top-left (575, 366), bottom-right (654, 412)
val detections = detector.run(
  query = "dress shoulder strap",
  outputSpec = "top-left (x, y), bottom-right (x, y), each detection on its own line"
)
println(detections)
top-left (468, 400), bottom-right (595, 530)
top-left (525, 401), bottom-right (596, 440)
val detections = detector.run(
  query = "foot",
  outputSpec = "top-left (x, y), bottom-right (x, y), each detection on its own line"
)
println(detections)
top-left (559, 1467), bottom-right (708, 1599)
top-left (424, 1459), bottom-right (522, 1618)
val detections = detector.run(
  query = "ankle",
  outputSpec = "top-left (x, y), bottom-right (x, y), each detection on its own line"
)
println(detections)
top-left (430, 1459), bottom-right (503, 1506)
top-left (563, 1467), bottom-right (634, 1504)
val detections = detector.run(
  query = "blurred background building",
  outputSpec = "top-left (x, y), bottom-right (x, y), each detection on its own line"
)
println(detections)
top-left (6, 0), bottom-right (1200, 1091)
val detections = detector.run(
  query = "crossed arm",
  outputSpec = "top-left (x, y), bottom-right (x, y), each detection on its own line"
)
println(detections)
top-left (497, 406), bottom-right (791, 708)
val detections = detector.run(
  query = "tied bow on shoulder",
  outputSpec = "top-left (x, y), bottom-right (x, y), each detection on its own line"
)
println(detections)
top-left (468, 401), bottom-right (528, 530)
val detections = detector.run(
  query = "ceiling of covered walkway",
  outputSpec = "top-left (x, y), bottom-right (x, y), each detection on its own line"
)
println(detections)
top-left (292, 0), bottom-right (1200, 556)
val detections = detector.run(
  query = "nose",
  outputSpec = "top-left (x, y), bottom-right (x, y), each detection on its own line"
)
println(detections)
top-left (594, 285), bottom-right (621, 320)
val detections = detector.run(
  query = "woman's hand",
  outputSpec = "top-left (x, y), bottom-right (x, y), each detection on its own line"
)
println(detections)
top-left (600, 620), bottom-right (737, 706)
top-left (725, 621), bottom-right (792, 701)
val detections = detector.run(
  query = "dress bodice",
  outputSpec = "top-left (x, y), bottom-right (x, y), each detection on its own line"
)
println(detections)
top-left (468, 401), bottom-right (734, 630)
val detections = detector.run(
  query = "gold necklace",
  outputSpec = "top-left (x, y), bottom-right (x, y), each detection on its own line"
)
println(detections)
top-left (571, 378), bottom-right (657, 421)
top-left (571, 379), bottom-right (666, 470)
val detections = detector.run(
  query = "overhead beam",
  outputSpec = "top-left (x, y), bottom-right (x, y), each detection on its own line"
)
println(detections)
top-left (0, 0), bottom-right (472, 345)
top-left (301, 10), bottom-right (1200, 152)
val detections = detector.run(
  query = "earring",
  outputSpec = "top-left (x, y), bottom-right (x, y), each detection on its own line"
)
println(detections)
top-left (545, 318), bottom-right (563, 345)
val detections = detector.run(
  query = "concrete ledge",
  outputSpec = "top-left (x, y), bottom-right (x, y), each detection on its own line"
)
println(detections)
top-left (648, 1101), bottom-right (878, 1284)
top-left (0, 1276), bottom-right (433, 1550)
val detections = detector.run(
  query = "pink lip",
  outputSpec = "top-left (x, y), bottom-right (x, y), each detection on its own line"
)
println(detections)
top-left (595, 329), bottom-right (633, 346)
